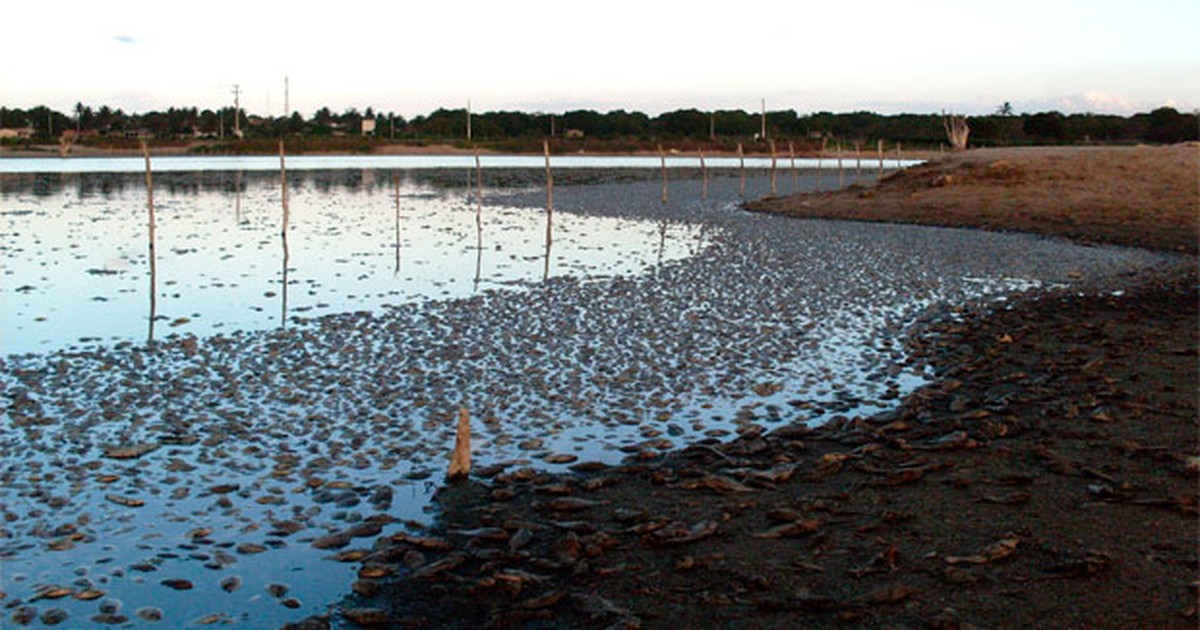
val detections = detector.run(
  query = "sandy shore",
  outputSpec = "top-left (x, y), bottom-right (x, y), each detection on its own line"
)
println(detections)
top-left (314, 145), bottom-right (1199, 629)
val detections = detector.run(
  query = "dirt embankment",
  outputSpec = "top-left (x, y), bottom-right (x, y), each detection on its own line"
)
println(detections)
top-left (747, 145), bottom-right (1199, 255)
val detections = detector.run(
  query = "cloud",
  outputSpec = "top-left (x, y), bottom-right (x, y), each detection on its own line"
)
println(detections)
top-left (112, 35), bottom-right (138, 45)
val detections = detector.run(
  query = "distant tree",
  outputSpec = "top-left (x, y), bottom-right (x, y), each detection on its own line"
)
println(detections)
top-left (995, 101), bottom-right (1014, 116)
top-left (1023, 111), bottom-right (1067, 141)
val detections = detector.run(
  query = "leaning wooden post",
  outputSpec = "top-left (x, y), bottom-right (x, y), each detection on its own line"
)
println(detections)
top-left (877, 139), bottom-right (884, 178)
top-left (768, 138), bottom-right (777, 195)
top-left (737, 142), bottom-right (746, 197)
top-left (699, 148), bottom-right (708, 200)
top-left (788, 141), bottom-right (797, 193)
top-left (658, 144), bottom-right (668, 204)
top-left (141, 141), bottom-right (157, 346)
top-left (447, 406), bottom-right (471, 480)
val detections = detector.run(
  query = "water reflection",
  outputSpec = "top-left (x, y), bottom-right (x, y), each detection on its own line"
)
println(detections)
top-left (2, 169), bottom-right (705, 355)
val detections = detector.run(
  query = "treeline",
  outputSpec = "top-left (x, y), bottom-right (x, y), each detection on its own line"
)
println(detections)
top-left (2, 103), bottom-right (1196, 149)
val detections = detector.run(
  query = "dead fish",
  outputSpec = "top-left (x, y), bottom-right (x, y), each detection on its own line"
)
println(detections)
top-left (219, 576), bottom-right (242, 593)
top-left (160, 579), bottom-right (193, 590)
top-left (518, 589), bottom-right (565, 610)
top-left (33, 586), bottom-right (74, 600)
top-left (448, 527), bottom-right (509, 541)
top-left (341, 608), bottom-right (390, 626)
top-left (946, 537), bottom-right (1019, 565)
top-left (310, 532), bottom-right (353, 550)
top-left (753, 519), bottom-right (822, 539)
top-left (357, 565), bottom-right (396, 579)
top-left (326, 549), bottom-right (373, 563)
top-left (388, 532), bottom-right (452, 551)
top-left (509, 528), bottom-right (534, 551)
top-left (105, 494), bottom-right (144, 508)
top-left (102, 443), bottom-right (159, 459)
top-left (678, 474), bottom-right (755, 494)
top-left (73, 589), bottom-right (105, 601)
top-left (650, 520), bottom-right (719, 545)
top-left (536, 497), bottom-right (608, 512)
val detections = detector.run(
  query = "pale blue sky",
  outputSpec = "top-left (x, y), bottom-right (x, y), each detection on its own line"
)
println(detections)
top-left (4, 0), bottom-right (1196, 117)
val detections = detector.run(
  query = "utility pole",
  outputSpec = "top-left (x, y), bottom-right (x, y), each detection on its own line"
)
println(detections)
top-left (232, 84), bottom-right (242, 139)
top-left (760, 98), bottom-right (767, 141)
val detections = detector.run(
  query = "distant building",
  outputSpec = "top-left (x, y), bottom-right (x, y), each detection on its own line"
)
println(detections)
top-left (361, 118), bottom-right (376, 136)
top-left (0, 127), bottom-right (35, 140)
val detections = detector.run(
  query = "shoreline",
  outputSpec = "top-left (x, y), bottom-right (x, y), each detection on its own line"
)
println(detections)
top-left (312, 145), bottom-right (1199, 629)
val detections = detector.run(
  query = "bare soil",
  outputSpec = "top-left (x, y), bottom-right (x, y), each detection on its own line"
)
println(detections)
top-left (293, 146), bottom-right (1198, 630)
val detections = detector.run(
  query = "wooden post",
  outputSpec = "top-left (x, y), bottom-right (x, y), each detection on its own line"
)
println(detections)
top-left (737, 142), bottom-right (745, 197)
top-left (877, 139), bottom-right (884, 178)
top-left (543, 139), bottom-right (553, 280)
top-left (896, 142), bottom-right (903, 167)
top-left (141, 141), bottom-right (156, 346)
top-left (854, 141), bottom-right (862, 182)
top-left (788, 141), bottom-right (797, 193)
top-left (447, 407), bottom-right (471, 480)
top-left (658, 144), bottom-right (668, 204)
top-left (699, 148), bottom-right (708, 200)
top-left (769, 139), bottom-right (777, 195)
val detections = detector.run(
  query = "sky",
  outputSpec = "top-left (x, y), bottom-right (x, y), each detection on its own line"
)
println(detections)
top-left (3, 0), bottom-right (1197, 118)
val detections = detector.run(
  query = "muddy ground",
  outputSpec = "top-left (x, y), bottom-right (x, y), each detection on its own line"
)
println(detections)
top-left (303, 146), bottom-right (1197, 629)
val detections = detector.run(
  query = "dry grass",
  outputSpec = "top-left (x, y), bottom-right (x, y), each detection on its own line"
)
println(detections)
top-left (748, 144), bottom-right (1199, 254)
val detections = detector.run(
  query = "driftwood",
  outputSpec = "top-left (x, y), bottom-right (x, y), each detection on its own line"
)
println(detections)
top-left (943, 111), bottom-right (970, 150)
top-left (448, 407), bottom-right (472, 480)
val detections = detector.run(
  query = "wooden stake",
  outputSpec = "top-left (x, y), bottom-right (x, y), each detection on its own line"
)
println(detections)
top-left (699, 148), bottom-right (708, 200)
top-left (788, 141), bottom-right (797, 193)
top-left (854, 141), bottom-right (862, 182)
top-left (658, 144), bottom-right (668, 204)
top-left (769, 139), bottom-right (777, 195)
top-left (877, 139), bottom-right (884, 178)
top-left (737, 142), bottom-right (745, 197)
top-left (447, 407), bottom-right (471, 480)
top-left (141, 141), bottom-right (156, 346)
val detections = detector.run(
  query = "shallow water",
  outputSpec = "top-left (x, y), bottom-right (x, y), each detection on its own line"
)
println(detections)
top-left (0, 165), bottom-right (1182, 628)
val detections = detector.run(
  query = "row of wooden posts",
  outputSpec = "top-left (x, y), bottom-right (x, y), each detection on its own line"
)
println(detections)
top-left (137, 137), bottom-right (908, 342)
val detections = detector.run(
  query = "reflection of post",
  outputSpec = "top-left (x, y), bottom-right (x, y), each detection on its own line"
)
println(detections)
top-left (854, 141), bottom-right (862, 183)
top-left (657, 219), bottom-right (667, 268)
top-left (788, 141), bottom-right (797, 193)
top-left (769, 139), bottom-right (777, 195)
top-left (474, 147), bottom-right (483, 251)
top-left (473, 243), bottom-right (482, 292)
top-left (737, 142), bottom-right (745, 197)
top-left (658, 144), bottom-right (668, 204)
top-left (698, 148), bottom-right (708, 200)
top-left (141, 141), bottom-right (157, 346)
top-left (543, 139), bottom-right (553, 281)
top-left (279, 140), bottom-right (290, 327)
top-left (235, 170), bottom-right (243, 225)
top-left (393, 173), bottom-right (401, 275)
top-left (817, 137), bottom-right (826, 191)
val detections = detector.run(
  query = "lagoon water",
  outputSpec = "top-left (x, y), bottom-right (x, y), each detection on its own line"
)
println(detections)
top-left (0, 158), bottom-right (1180, 627)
